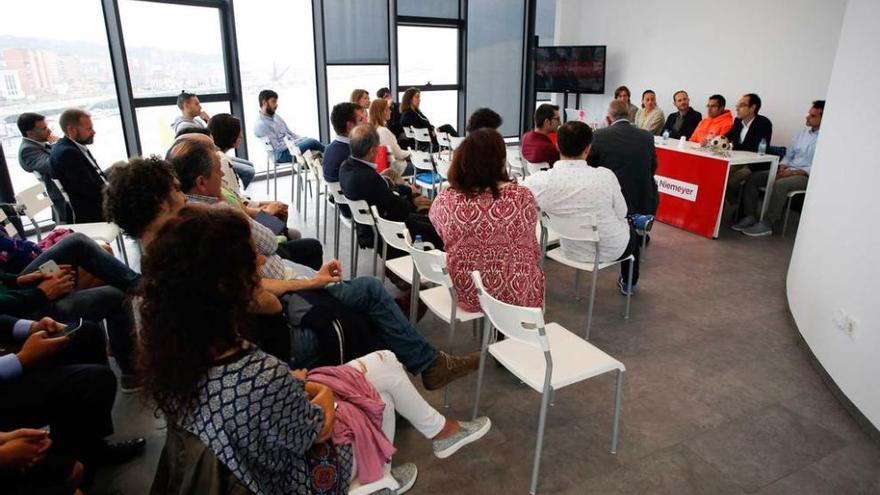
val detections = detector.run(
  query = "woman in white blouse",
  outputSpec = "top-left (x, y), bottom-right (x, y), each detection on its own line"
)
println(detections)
top-left (369, 98), bottom-right (412, 175)
top-left (634, 89), bottom-right (665, 135)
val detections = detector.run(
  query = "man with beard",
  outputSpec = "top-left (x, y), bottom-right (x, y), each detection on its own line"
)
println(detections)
top-left (49, 109), bottom-right (107, 223)
top-left (253, 89), bottom-right (325, 164)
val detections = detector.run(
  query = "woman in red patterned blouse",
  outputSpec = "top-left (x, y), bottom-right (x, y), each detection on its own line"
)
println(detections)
top-left (429, 129), bottom-right (545, 313)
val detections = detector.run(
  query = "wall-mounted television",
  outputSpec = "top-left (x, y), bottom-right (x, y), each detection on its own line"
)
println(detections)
top-left (534, 45), bottom-right (606, 93)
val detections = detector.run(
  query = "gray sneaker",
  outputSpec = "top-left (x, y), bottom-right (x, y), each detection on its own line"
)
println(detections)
top-left (743, 221), bottom-right (772, 237)
top-left (432, 417), bottom-right (491, 459)
top-left (731, 215), bottom-right (757, 232)
top-left (371, 463), bottom-right (418, 494)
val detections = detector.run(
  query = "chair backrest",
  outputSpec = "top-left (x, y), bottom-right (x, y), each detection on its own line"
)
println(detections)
top-left (50, 178), bottom-right (71, 203)
top-left (403, 126), bottom-right (416, 139)
top-left (412, 127), bottom-right (432, 144)
top-left (449, 135), bottom-right (465, 150)
top-left (767, 145), bottom-right (787, 159)
top-left (565, 108), bottom-right (586, 122)
top-left (261, 138), bottom-right (276, 164)
top-left (410, 150), bottom-right (434, 172)
top-left (0, 209), bottom-right (18, 237)
top-left (325, 181), bottom-right (349, 204)
top-left (436, 131), bottom-right (452, 148)
top-left (471, 271), bottom-right (549, 352)
top-left (435, 157), bottom-right (451, 179)
top-left (540, 210), bottom-right (600, 243)
top-left (403, 229), bottom-right (453, 287)
top-left (303, 150), bottom-right (323, 181)
top-left (370, 205), bottom-right (409, 252)
top-left (507, 148), bottom-right (525, 176)
top-left (15, 183), bottom-right (53, 220)
top-left (284, 137), bottom-right (306, 164)
top-left (347, 199), bottom-right (375, 226)
top-left (525, 160), bottom-right (549, 175)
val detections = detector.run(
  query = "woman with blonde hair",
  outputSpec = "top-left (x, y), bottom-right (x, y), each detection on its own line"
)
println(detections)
top-left (351, 89), bottom-right (370, 113)
top-left (369, 98), bottom-right (412, 175)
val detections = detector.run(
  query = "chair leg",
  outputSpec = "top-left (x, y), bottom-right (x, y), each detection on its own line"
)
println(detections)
top-left (351, 226), bottom-right (359, 278)
top-left (380, 243), bottom-right (387, 284)
top-left (782, 196), bottom-right (793, 237)
top-left (640, 232), bottom-right (648, 262)
top-left (624, 260), bottom-right (633, 319)
top-left (574, 270), bottom-right (581, 301)
top-left (273, 160), bottom-right (278, 201)
top-left (530, 386), bottom-right (553, 495)
top-left (371, 230), bottom-right (378, 276)
top-left (266, 159), bottom-right (270, 195)
top-left (302, 173), bottom-right (309, 225)
top-left (323, 193), bottom-right (330, 245)
top-left (610, 369), bottom-right (625, 454)
top-left (333, 210), bottom-right (341, 260)
top-left (315, 187), bottom-right (321, 239)
top-left (409, 269), bottom-right (420, 325)
top-left (585, 268), bottom-right (599, 340)
top-left (471, 318), bottom-right (492, 421)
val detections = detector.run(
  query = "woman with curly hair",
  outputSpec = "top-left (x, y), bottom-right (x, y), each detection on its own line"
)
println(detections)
top-left (142, 205), bottom-right (490, 494)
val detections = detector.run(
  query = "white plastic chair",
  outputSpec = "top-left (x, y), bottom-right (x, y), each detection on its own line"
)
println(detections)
top-left (782, 190), bottom-right (806, 237)
top-left (261, 138), bottom-right (278, 200)
top-left (470, 271), bottom-right (625, 495)
top-left (412, 126), bottom-right (432, 152)
top-left (436, 131), bottom-right (453, 160)
top-left (402, 126), bottom-right (416, 151)
top-left (403, 229), bottom-right (483, 407)
top-left (346, 199), bottom-right (379, 277)
top-left (449, 135), bottom-right (465, 151)
top-left (410, 150), bottom-right (441, 198)
top-left (325, 181), bottom-right (353, 268)
top-left (435, 157), bottom-right (451, 192)
top-left (541, 211), bottom-right (634, 339)
top-left (525, 160), bottom-right (549, 176)
top-left (535, 215), bottom-right (560, 268)
top-left (507, 148), bottom-right (526, 178)
top-left (303, 150), bottom-right (325, 239)
top-left (370, 205), bottom-right (414, 286)
top-left (284, 137), bottom-right (313, 217)
top-left (16, 183), bottom-right (130, 266)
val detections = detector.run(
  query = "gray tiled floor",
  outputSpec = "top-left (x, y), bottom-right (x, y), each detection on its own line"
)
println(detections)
top-left (94, 174), bottom-right (880, 494)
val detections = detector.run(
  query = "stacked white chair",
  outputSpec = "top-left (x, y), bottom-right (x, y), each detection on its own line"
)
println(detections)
top-left (370, 205), bottom-right (414, 287)
top-left (261, 137), bottom-right (279, 199)
top-left (346, 199), bottom-right (379, 277)
top-left (470, 271), bottom-right (625, 495)
top-left (324, 181), bottom-right (353, 267)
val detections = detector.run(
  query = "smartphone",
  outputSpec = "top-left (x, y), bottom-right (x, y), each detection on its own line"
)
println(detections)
top-left (38, 260), bottom-right (60, 276)
top-left (60, 319), bottom-right (83, 338)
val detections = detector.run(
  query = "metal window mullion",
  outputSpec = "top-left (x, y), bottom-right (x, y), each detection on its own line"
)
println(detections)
top-left (102, 0), bottom-right (140, 157)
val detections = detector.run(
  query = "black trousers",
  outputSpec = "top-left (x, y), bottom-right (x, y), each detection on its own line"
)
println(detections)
top-left (275, 238), bottom-right (324, 271)
top-left (616, 226), bottom-right (642, 286)
top-left (0, 322), bottom-right (116, 467)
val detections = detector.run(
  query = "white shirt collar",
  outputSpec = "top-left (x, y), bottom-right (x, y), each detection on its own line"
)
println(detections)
top-left (611, 118), bottom-right (629, 126)
top-left (554, 158), bottom-right (589, 169)
top-left (350, 156), bottom-right (377, 169)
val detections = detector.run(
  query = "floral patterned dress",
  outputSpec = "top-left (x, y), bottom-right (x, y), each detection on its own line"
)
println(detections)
top-left (430, 183), bottom-right (545, 313)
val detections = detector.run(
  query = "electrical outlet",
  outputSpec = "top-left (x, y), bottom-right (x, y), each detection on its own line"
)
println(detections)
top-left (833, 309), bottom-right (856, 339)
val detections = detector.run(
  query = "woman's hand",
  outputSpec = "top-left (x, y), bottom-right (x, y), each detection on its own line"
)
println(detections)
top-left (16, 271), bottom-right (46, 288)
top-left (305, 381), bottom-right (336, 443)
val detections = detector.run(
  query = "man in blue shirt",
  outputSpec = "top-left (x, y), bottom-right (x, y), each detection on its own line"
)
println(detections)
top-left (733, 100), bottom-right (824, 236)
top-left (253, 89), bottom-right (325, 163)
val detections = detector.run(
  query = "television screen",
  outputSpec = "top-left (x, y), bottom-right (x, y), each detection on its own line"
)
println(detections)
top-left (534, 45), bottom-right (606, 93)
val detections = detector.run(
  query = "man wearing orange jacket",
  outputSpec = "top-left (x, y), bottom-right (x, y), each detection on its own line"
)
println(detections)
top-left (689, 94), bottom-right (734, 143)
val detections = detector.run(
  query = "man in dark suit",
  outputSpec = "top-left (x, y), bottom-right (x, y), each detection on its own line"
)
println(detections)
top-left (49, 109), bottom-right (107, 223)
top-left (661, 90), bottom-right (702, 140)
top-left (726, 93), bottom-right (773, 152)
top-left (16, 113), bottom-right (70, 223)
top-left (588, 100), bottom-right (659, 216)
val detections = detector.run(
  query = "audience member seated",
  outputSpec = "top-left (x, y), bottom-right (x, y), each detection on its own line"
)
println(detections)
top-left (430, 129), bottom-right (544, 312)
top-left (141, 207), bottom-right (491, 494)
top-left (588, 100), bottom-right (659, 218)
top-left (689, 94), bottom-right (734, 144)
top-left (0, 314), bottom-right (146, 486)
top-left (521, 104), bottom-right (561, 166)
top-left (207, 113), bottom-right (256, 188)
top-left (614, 85), bottom-right (639, 123)
top-left (16, 112), bottom-right (69, 223)
top-left (105, 156), bottom-right (478, 388)
top-left (378, 86), bottom-right (404, 138)
top-left (634, 89), bottom-right (665, 135)
top-left (351, 88), bottom-right (371, 115)
top-left (49, 109), bottom-right (107, 223)
top-left (253, 89), bottom-right (325, 163)
top-left (662, 90), bottom-right (702, 140)
top-left (369, 98), bottom-right (412, 175)
top-left (1, 232), bottom-right (141, 389)
top-left (733, 100), bottom-right (824, 237)
top-left (525, 121), bottom-right (644, 294)
top-left (171, 90), bottom-right (210, 135)
top-left (339, 124), bottom-right (442, 249)
top-left (399, 88), bottom-right (458, 150)
top-left (323, 102), bottom-right (364, 184)
top-left (465, 108), bottom-right (503, 133)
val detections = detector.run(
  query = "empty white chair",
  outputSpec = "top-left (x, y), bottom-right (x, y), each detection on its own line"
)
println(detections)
top-left (370, 205), bottom-right (414, 286)
top-left (470, 271), bottom-right (625, 495)
top-left (412, 126), bottom-right (432, 152)
top-left (435, 157), bottom-right (451, 192)
top-left (261, 138), bottom-right (278, 199)
top-left (16, 183), bottom-right (130, 266)
top-left (410, 150), bottom-right (441, 198)
top-left (404, 229), bottom-right (483, 407)
top-left (782, 189), bottom-right (807, 237)
top-left (436, 131), bottom-right (453, 160)
top-left (449, 135), bottom-right (465, 150)
top-left (541, 211), bottom-right (634, 339)
top-left (507, 148), bottom-right (526, 178)
top-left (346, 199), bottom-right (379, 277)
top-left (325, 181), bottom-right (353, 267)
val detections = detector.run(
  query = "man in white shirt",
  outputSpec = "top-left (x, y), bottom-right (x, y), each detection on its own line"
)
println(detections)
top-left (522, 121), bottom-right (647, 294)
top-left (734, 100), bottom-right (824, 237)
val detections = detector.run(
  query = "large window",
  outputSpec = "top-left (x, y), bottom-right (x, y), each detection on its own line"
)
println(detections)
top-left (235, 0), bottom-right (319, 168)
top-left (397, 26), bottom-right (458, 86)
top-left (327, 65), bottom-right (388, 132)
top-left (119, 0), bottom-right (227, 98)
top-left (0, 0), bottom-right (125, 213)
top-left (399, 89), bottom-right (458, 133)
top-left (136, 101), bottom-right (231, 156)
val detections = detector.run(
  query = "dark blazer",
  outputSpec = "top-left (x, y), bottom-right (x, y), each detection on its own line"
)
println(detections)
top-left (338, 157), bottom-right (413, 223)
top-left (18, 139), bottom-right (68, 222)
top-left (661, 108), bottom-right (703, 140)
top-left (49, 137), bottom-right (107, 223)
top-left (725, 114), bottom-right (772, 152)
top-left (587, 121), bottom-right (659, 215)
top-left (387, 102), bottom-right (404, 138)
top-left (322, 139), bottom-right (351, 183)
top-left (399, 109), bottom-right (434, 133)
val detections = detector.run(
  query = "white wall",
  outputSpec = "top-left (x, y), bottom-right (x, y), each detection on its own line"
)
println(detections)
top-left (787, 0), bottom-right (880, 428)
top-left (554, 0), bottom-right (846, 146)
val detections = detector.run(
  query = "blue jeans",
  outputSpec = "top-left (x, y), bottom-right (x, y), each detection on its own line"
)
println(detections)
top-left (325, 277), bottom-right (438, 375)
top-left (22, 233), bottom-right (140, 375)
top-left (275, 138), bottom-right (326, 163)
top-left (231, 159), bottom-right (256, 188)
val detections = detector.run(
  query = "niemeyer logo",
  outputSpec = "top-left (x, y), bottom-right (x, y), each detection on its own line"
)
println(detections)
top-left (655, 175), bottom-right (698, 202)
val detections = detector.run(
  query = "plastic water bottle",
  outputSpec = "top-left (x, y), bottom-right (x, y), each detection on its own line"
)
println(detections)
top-left (757, 138), bottom-right (767, 156)
top-left (661, 129), bottom-right (670, 144)
top-left (413, 234), bottom-right (424, 251)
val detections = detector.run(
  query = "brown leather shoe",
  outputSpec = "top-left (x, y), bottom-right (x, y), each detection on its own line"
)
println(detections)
top-left (421, 351), bottom-right (481, 391)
